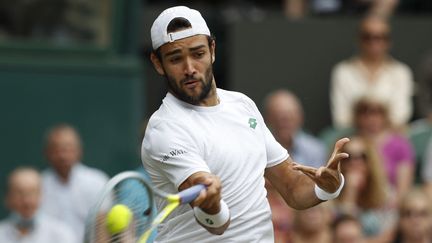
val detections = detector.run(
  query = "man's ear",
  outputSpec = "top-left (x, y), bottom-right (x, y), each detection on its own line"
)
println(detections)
top-left (211, 40), bottom-right (216, 63)
top-left (150, 52), bottom-right (165, 76)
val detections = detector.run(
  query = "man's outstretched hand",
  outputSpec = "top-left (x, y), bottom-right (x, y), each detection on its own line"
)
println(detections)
top-left (293, 137), bottom-right (350, 193)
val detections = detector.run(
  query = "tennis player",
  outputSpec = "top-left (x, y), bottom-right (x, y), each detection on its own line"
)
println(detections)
top-left (141, 6), bottom-right (349, 242)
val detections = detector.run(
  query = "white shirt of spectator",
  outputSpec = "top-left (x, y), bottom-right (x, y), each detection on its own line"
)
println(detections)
top-left (331, 57), bottom-right (414, 127)
top-left (40, 163), bottom-right (108, 242)
top-left (0, 214), bottom-right (76, 243)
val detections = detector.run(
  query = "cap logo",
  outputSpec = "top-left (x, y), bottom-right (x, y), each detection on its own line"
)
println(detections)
top-left (167, 28), bottom-right (195, 43)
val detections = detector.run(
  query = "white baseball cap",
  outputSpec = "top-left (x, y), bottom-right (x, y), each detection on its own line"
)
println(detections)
top-left (151, 6), bottom-right (211, 50)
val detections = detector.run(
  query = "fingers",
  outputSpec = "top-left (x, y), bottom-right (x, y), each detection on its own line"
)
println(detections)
top-left (192, 189), bottom-right (208, 208)
top-left (327, 152), bottom-right (350, 170)
top-left (293, 164), bottom-right (318, 180)
top-left (335, 137), bottom-right (350, 150)
top-left (294, 164), bottom-right (329, 179)
top-left (199, 176), bottom-right (222, 212)
top-left (188, 173), bottom-right (222, 214)
top-left (293, 164), bottom-right (316, 175)
top-left (327, 137), bottom-right (350, 170)
top-left (330, 137), bottom-right (350, 159)
top-left (316, 166), bottom-right (326, 177)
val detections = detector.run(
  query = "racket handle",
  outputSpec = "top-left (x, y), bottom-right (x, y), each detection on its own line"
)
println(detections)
top-left (179, 184), bottom-right (206, 204)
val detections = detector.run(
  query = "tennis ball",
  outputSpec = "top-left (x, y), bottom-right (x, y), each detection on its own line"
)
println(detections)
top-left (106, 204), bottom-right (133, 234)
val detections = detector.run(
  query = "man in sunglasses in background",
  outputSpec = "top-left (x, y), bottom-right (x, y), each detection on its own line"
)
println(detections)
top-left (329, 14), bottom-right (414, 129)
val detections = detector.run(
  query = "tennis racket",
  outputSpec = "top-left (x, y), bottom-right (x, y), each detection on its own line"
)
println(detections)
top-left (84, 171), bottom-right (205, 243)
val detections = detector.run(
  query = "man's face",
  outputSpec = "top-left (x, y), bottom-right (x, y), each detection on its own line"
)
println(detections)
top-left (359, 18), bottom-right (390, 59)
top-left (265, 95), bottom-right (302, 143)
top-left (152, 34), bottom-right (215, 105)
top-left (45, 130), bottom-right (81, 178)
top-left (7, 171), bottom-right (41, 219)
top-left (356, 104), bottom-right (387, 134)
top-left (399, 197), bottom-right (432, 239)
top-left (334, 221), bottom-right (365, 243)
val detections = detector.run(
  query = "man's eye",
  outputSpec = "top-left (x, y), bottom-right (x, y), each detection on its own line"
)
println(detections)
top-left (194, 52), bottom-right (205, 58)
top-left (170, 56), bottom-right (181, 63)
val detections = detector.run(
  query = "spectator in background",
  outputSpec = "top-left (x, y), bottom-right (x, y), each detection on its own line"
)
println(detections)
top-left (264, 89), bottom-right (327, 168)
top-left (330, 14), bottom-right (414, 129)
top-left (422, 138), bottom-right (432, 199)
top-left (290, 202), bottom-right (333, 243)
top-left (40, 124), bottom-right (109, 242)
top-left (352, 97), bottom-right (415, 201)
top-left (409, 50), bottom-right (432, 184)
top-left (369, 0), bottom-right (399, 17)
top-left (283, 0), bottom-right (308, 19)
top-left (392, 187), bottom-right (432, 243)
top-left (264, 90), bottom-right (327, 242)
top-left (332, 214), bottom-right (366, 243)
top-left (335, 137), bottom-right (396, 242)
top-left (283, 0), bottom-right (398, 17)
top-left (0, 167), bottom-right (76, 243)
top-left (265, 179), bottom-right (294, 243)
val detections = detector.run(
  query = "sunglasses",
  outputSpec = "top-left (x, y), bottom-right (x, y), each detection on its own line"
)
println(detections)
top-left (346, 152), bottom-right (367, 161)
top-left (401, 209), bottom-right (430, 218)
top-left (360, 32), bottom-right (389, 42)
top-left (356, 106), bottom-right (385, 115)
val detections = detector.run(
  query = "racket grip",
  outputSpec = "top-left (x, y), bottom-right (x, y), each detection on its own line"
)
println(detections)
top-left (179, 184), bottom-right (206, 204)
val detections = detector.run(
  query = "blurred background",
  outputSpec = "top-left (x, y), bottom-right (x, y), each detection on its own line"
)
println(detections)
top-left (1, 0), bottom-right (432, 230)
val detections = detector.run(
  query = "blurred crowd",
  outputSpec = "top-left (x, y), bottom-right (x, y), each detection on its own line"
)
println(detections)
top-left (1, 0), bottom-right (431, 44)
top-left (264, 12), bottom-right (432, 242)
top-left (1, 0), bottom-right (432, 243)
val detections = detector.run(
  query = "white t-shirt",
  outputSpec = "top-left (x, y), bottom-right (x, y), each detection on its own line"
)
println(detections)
top-left (40, 163), bottom-right (109, 242)
top-left (330, 57), bottom-right (414, 128)
top-left (142, 89), bottom-right (289, 243)
top-left (0, 215), bottom-right (76, 243)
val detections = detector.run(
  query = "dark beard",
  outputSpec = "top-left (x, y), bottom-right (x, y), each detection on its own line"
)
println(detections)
top-left (165, 64), bottom-right (214, 105)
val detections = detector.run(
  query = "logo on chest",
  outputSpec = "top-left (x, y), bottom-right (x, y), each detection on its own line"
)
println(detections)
top-left (248, 118), bottom-right (257, 129)
top-left (161, 149), bottom-right (188, 162)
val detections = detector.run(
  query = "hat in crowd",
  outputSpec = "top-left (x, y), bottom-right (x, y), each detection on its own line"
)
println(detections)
top-left (151, 6), bottom-right (211, 50)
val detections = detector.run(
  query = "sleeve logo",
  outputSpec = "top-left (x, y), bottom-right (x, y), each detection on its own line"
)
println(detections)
top-left (161, 149), bottom-right (188, 162)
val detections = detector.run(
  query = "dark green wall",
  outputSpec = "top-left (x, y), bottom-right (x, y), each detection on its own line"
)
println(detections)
top-left (0, 0), bottom-right (143, 218)
top-left (0, 58), bottom-right (144, 218)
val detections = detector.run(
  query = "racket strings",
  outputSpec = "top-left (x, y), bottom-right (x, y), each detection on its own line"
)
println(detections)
top-left (89, 177), bottom-right (156, 242)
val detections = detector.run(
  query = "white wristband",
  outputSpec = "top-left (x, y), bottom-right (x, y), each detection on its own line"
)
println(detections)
top-left (193, 200), bottom-right (230, 228)
top-left (314, 174), bottom-right (345, 201)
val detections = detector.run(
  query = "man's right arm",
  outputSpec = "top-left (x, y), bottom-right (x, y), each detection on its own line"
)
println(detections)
top-left (178, 171), bottom-right (230, 235)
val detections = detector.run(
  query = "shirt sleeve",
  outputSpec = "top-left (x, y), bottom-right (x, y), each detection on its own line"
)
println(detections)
top-left (262, 124), bottom-right (289, 167)
top-left (142, 120), bottom-right (210, 189)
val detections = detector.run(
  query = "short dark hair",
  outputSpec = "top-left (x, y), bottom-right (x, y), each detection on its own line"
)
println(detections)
top-left (153, 17), bottom-right (215, 60)
top-left (166, 17), bottom-right (192, 33)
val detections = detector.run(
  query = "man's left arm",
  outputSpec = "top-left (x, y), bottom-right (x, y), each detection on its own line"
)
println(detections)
top-left (264, 138), bottom-right (349, 210)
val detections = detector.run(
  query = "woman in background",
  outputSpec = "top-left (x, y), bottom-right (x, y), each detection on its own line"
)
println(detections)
top-left (352, 97), bottom-right (415, 202)
top-left (334, 137), bottom-right (396, 243)
top-left (392, 187), bottom-right (432, 243)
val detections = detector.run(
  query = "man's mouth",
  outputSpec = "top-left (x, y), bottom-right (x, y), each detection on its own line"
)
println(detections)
top-left (184, 79), bottom-right (199, 88)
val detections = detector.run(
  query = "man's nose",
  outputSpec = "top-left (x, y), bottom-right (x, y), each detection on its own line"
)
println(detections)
top-left (184, 57), bottom-right (196, 76)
